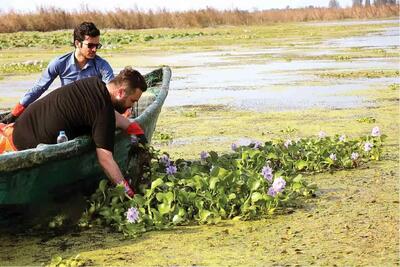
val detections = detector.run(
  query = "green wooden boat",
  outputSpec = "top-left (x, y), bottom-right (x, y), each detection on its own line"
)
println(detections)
top-left (0, 66), bottom-right (171, 205)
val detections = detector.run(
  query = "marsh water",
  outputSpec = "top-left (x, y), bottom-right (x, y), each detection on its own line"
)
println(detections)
top-left (0, 19), bottom-right (398, 111)
top-left (0, 19), bottom-right (399, 266)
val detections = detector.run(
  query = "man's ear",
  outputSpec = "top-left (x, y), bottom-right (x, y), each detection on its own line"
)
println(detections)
top-left (74, 40), bottom-right (81, 49)
top-left (117, 87), bottom-right (126, 99)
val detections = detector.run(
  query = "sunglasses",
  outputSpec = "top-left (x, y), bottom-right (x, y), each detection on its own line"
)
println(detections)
top-left (81, 42), bottom-right (102, 49)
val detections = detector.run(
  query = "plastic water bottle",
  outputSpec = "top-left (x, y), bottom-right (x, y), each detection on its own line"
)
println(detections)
top-left (57, 130), bottom-right (68, 144)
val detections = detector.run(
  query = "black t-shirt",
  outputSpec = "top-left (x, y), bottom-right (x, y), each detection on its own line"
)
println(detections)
top-left (13, 77), bottom-right (116, 152)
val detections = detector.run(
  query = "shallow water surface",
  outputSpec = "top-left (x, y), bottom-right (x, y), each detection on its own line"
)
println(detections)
top-left (107, 22), bottom-right (399, 111)
top-left (309, 18), bottom-right (398, 26)
top-left (0, 20), bottom-right (398, 111)
top-left (325, 26), bottom-right (399, 48)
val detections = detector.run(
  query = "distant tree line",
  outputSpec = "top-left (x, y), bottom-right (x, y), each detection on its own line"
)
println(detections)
top-left (329, 0), bottom-right (397, 8)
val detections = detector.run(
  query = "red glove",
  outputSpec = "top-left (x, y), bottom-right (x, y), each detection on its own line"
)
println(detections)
top-left (126, 122), bottom-right (144, 136)
top-left (119, 179), bottom-right (135, 197)
top-left (11, 103), bottom-right (25, 117)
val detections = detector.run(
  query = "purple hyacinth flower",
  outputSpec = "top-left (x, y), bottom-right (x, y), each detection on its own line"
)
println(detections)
top-left (261, 166), bottom-right (273, 182)
top-left (200, 151), bottom-right (209, 161)
top-left (339, 135), bottom-right (346, 142)
top-left (351, 152), bottom-right (359, 160)
top-left (318, 131), bottom-right (327, 138)
top-left (329, 153), bottom-right (337, 161)
top-left (126, 207), bottom-right (140, 223)
top-left (284, 139), bottom-right (292, 148)
top-left (253, 141), bottom-right (262, 149)
top-left (166, 165), bottom-right (177, 175)
top-left (231, 143), bottom-right (238, 151)
top-left (267, 187), bottom-right (277, 197)
top-left (364, 142), bottom-right (373, 152)
top-left (371, 126), bottom-right (381, 137)
top-left (160, 154), bottom-right (171, 166)
top-left (272, 177), bottom-right (286, 193)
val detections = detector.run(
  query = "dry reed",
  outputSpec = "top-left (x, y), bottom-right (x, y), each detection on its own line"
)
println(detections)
top-left (0, 5), bottom-right (398, 33)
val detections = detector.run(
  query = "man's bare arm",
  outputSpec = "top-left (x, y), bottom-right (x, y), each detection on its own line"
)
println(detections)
top-left (96, 147), bottom-right (135, 196)
top-left (96, 147), bottom-right (124, 185)
top-left (114, 111), bottom-right (146, 144)
top-left (114, 110), bottom-right (130, 130)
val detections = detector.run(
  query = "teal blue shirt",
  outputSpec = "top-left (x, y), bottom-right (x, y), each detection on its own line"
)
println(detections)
top-left (20, 51), bottom-right (114, 106)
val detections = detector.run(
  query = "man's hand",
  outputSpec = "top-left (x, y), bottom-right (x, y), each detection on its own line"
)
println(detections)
top-left (0, 113), bottom-right (17, 124)
top-left (96, 148), bottom-right (132, 196)
top-left (1, 103), bottom-right (25, 124)
top-left (119, 178), bottom-right (135, 197)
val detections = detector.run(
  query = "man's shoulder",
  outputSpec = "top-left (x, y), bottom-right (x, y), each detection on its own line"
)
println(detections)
top-left (49, 52), bottom-right (74, 66)
top-left (54, 51), bottom-right (73, 61)
top-left (94, 55), bottom-right (111, 65)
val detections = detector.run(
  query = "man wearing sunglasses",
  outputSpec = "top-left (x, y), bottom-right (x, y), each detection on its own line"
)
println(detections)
top-left (1, 21), bottom-right (114, 124)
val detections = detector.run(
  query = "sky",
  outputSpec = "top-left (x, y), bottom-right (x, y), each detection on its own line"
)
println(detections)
top-left (0, 0), bottom-right (355, 13)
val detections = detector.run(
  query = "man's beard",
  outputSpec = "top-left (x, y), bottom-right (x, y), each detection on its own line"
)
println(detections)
top-left (85, 51), bottom-right (96, 59)
top-left (113, 100), bottom-right (128, 114)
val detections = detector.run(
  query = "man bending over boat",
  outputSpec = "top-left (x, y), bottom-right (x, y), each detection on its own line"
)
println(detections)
top-left (0, 67), bottom-right (146, 197)
top-left (1, 21), bottom-right (114, 124)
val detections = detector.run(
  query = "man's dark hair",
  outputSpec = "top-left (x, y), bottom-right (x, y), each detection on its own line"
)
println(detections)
top-left (111, 67), bottom-right (147, 93)
top-left (73, 22), bottom-right (100, 43)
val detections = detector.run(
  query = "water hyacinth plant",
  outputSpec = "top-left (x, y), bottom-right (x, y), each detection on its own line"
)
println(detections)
top-left (261, 166), bottom-right (273, 182)
top-left (166, 165), bottom-right (177, 175)
top-left (231, 143), bottom-right (238, 151)
top-left (126, 207), bottom-right (140, 223)
top-left (371, 126), bottom-right (381, 137)
top-left (159, 154), bottom-right (171, 166)
top-left (269, 177), bottom-right (286, 196)
top-left (284, 139), bottom-right (292, 148)
top-left (252, 141), bottom-right (262, 149)
top-left (351, 152), bottom-right (359, 160)
top-left (318, 131), bottom-right (327, 138)
top-left (200, 151), bottom-right (209, 161)
top-left (78, 127), bottom-right (385, 237)
top-left (364, 142), bottom-right (373, 152)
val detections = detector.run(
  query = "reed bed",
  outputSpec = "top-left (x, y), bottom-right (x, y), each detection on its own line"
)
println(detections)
top-left (0, 5), bottom-right (398, 33)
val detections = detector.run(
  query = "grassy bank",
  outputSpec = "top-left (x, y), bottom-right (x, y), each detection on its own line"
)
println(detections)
top-left (0, 21), bottom-right (396, 50)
